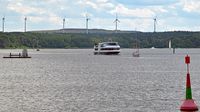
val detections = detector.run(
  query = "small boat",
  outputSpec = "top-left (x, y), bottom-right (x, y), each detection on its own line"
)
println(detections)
top-left (94, 42), bottom-right (120, 55)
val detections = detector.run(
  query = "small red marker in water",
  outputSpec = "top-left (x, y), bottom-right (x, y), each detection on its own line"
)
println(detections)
top-left (185, 55), bottom-right (190, 64)
top-left (180, 55), bottom-right (198, 111)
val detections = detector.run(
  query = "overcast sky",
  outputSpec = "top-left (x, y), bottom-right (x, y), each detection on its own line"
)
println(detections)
top-left (1, 0), bottom-right (200, 32)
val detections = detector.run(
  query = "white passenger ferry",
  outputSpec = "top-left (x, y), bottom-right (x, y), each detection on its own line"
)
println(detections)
top-left (94, 42), bottom-right (120, 55)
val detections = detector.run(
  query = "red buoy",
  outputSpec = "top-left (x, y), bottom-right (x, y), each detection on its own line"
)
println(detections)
top-left (185, 55), bottom-right (190, 64)
top-left (180, 55), bottom-right (198, 111)
top-left (180, 99), bottom-right (198, 111)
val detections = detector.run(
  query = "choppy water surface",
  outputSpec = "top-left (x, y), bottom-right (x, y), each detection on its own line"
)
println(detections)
top-left (0, 48), bottom-right (200, 112)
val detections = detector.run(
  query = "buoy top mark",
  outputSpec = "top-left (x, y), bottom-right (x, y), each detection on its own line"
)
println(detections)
top-left (185, 55), bottom-right (190, 64)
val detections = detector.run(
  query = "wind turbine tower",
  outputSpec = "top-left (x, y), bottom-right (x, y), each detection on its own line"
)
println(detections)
top-left (24, 17), bottom-right (27, 32)
top-left (62, 18), bottom-right (66, 33)
top-left (86, 14), bottom-right (90, 34)
top-left (63, 18), bottom-right (65, 29)
top-left (153, 17), bottom-right (157, 32)
top-left (114, 13), bottom-right (120, 33)
top-left (2, 17), bottom-right (5, 32)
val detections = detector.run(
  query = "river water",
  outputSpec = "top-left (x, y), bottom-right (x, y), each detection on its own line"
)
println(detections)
top-left (0, 48), bottom-right (200, 112)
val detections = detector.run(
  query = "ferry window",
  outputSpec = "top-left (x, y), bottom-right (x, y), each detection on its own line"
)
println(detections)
top-left (107, 43), bottom-right (117, 45)
top-left (101, 44), bottom-right (105, 47)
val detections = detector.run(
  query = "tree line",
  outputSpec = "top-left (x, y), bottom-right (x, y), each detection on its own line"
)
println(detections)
top-left (0, 31), bottom-right (200, 48)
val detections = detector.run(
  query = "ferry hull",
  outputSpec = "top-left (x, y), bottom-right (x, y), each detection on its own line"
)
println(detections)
top-left (94, 51), bottom-right (120, 55)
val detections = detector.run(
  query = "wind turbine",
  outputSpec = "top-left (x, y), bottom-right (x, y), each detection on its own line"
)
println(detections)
top-left (114, 13), bottom-right (120, 33)
top-left (2, 17), bottom-right (5, 32)
top-left (153, 17), bottom-right (157, 32)
top-left (62, 18), bottom-right (66, 33)
top-left (86, 14), bottom-right (90, 34)
top-left (24, 17), bottom-right (27, 32)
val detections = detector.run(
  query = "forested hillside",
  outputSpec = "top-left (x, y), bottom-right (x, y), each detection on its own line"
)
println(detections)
top-left (0, 31), bottom-right (200, 48)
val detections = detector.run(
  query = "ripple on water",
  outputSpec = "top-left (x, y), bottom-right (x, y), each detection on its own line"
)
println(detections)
top-left (0, 49), bottom-right (199, 112)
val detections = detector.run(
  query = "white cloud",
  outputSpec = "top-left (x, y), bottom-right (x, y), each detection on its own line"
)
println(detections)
top-left (115, 18), bottom-right (153, 31)
top-left (181, 0), bottom-right (200, 13)
top-left (110, 4), bottom-right (155, 18)
top-left (1, 0), bottom-right (200, 32)
top-left (81, 12), bottom-right (93, 18)
top-left (29, 16), bottom-right (44, 23)
top-left (78, 0), bottom-right (114, 11)
top-left (6, 0), bottom-right (63, 25)
top-left (115, 0), bottom-right (179, 6)
top-left (48, 14), bottom-right (63, 25)
top-left (151, 6), bottom-right (168, 13)
top-left (96, 0), bottom-right (109, 3)
top-left (86, 1), bottom-right (99, 9)
top-left (7, 2), bottom-right (46, 15)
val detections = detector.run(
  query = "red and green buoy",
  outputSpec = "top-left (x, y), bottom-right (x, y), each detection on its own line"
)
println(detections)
top-left (180, 55), bottom-right (198, 111)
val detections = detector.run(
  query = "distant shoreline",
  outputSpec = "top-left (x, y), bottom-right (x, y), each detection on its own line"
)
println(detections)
top-left (0, 31), bottom-right (200, 48)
